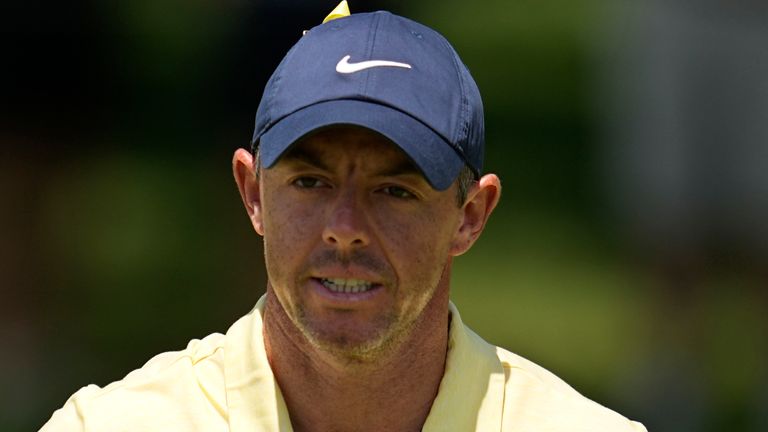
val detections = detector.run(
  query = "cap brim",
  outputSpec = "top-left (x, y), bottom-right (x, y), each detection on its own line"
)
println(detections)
top-left (255, 99), bottom-right (464, 190)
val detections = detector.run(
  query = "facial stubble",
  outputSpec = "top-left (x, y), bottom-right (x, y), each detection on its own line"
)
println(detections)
top-left (287, 252), bottom-right (448, 364)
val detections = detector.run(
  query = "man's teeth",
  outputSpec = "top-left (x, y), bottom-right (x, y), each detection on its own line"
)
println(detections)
top-left (321, 278), bottom-right (374, 293)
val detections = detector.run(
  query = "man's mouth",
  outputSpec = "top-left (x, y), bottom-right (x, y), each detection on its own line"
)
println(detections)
top-left (319, 278), bottom-right (375, 293)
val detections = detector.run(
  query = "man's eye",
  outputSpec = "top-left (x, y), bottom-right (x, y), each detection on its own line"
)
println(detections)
top-left (293, 177), bottom-right (327, 188)
top-left (381, 186), bottom-right (415, 199)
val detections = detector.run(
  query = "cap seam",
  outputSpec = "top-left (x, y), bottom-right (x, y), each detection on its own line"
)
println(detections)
top-left (437, 33), bottom-right (472, 168)
top-left (361, 12), bottom-right (382, 96)
top-left (253, 39), bottom-right (305, 150)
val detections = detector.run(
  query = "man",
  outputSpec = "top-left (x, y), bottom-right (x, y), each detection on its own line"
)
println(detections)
top-left (42, 3), bottom-right (646, 431)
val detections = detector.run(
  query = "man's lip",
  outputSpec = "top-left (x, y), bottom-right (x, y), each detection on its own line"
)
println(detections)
top-left (310, 267), bottom-right (387, 285)
top-left (310, 276), bottom-right (383, 287)
top-left (309, 277), bottom-right (384, 302)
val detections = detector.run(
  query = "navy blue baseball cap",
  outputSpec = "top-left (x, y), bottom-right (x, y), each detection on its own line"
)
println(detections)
top-left (251, 11), bottom-right (484, 190)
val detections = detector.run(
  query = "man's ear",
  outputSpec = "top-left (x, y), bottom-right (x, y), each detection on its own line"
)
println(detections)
top-left (232, 148), bottom-right (264, 236)
top-left (450, 174), bottom-right (501, 256)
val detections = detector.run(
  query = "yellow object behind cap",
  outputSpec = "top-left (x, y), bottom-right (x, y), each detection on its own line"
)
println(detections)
top-left (323, 0), bottom-right (351, 23)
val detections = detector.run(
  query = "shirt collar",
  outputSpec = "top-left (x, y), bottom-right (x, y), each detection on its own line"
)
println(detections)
top-left (224, 296), bottom-right (293, 432)
top-left (224, 296), bottom-right (505, 432)
top-left (422, 302), bottom-right (506, 431)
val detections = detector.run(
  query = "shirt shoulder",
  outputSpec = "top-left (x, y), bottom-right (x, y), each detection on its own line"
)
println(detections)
top-left (40, 332), bottom-right (230, 432)
top-left (495, 346), bottom-right (647, 432)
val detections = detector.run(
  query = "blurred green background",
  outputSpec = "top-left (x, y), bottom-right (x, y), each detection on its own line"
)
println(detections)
top-left (3, 1), bottom-right (767, 431)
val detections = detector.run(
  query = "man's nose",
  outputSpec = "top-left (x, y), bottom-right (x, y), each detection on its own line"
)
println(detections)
top-left (322, 191), bottom-right (370, 248)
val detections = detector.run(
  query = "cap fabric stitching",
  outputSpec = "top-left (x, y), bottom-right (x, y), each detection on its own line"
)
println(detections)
top-left (361, 13), bottom-right (382, 96)
top-left (439, 33), bottom-right (470, 163)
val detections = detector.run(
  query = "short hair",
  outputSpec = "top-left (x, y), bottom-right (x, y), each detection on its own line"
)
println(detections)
top-left (252, 149), bottom-right (476, 208)
top-left (454, 164), bottom-right (477, 207)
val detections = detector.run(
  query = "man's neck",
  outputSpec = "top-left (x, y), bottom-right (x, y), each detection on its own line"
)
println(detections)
top-left (262, 287), bottom-right (450, 432)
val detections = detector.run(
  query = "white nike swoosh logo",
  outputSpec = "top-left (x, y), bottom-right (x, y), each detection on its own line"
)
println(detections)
top-left (335, 55), bottom-right (412, 74)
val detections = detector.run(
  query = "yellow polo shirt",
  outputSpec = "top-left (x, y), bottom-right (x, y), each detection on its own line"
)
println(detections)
top-left (41, 296), bottom-right (646, 431)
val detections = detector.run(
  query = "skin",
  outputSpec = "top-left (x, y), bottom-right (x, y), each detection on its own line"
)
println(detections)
top-left (233, 125), bottom-right (500, 432)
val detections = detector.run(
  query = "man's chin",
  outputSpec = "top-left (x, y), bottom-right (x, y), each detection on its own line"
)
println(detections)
top-left (298, 321), bottom-right (402, 363)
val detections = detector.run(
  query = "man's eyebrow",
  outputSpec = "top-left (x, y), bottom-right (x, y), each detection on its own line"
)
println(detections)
top-left (280, 146), bottom-right (332, 172)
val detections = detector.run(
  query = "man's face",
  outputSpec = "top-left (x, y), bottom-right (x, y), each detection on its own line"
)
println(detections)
top-left (257, 126), bottom-right (465, 360)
